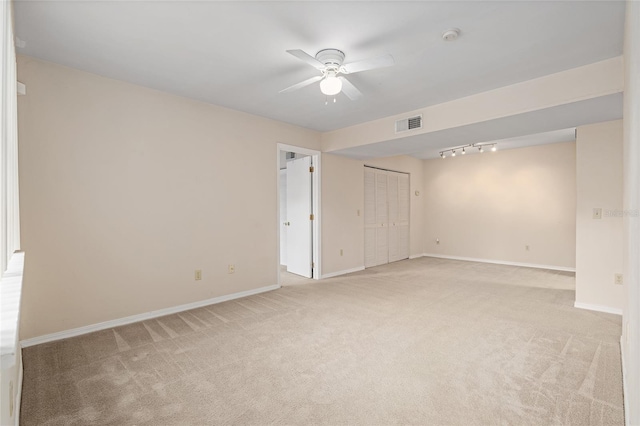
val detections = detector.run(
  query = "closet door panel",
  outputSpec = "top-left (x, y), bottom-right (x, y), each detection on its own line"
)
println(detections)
top-left (376, 226), bottom-right (389, 266)
top-left (375, 172), bottom-right (388, 224)
top-left (365, 228), bottom-right (377, 268)
top-left (388, 225), bottom-right (400, 263)
top-left (398, 173), bottom-right (410, 224)
top-left (364, 168), bottom-right (377, 267)
top-left (374, 171), bottom-right (388, 266)
top-left (364, 167), bottom-right (409, 267)
top-left (364, 168), bottom-right (376, 226)
top-left (387, 172), bottom-right (399, 224)
top-left (397, 173), bottom-right (410, 261)
top-left (398, 225), bottom-right (410, 261)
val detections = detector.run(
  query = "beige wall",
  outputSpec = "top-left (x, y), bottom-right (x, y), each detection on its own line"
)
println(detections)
top-left (575, 121), bottom-right (624, 312)
top-left (321, 154), bottom-right (424, 276)
top-left (17, 56), bottom-right (321, 339)
top-left (423, 142), bottom-right (577, 269)
top-left (321, 154), bottom-right (364, 275)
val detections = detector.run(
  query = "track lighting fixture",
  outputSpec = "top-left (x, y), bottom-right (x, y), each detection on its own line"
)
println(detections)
top-left (438, 143), bottom-right (497, 159)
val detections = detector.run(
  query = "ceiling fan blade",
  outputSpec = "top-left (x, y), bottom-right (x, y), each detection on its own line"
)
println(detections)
top-left (286, 49), bottom-right (326, 71)
top-left (279, 75), bottom-right (323, 93)
top-left (338, 76), bottom-right (363, 101)
top-left (342, 54), bottom-right (395, 74)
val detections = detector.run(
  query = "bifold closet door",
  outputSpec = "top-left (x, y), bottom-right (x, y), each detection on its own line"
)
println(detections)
top-left (396, 172), bottom-right (410, 261)
top-left (387, 172), bottom-right (400, 262)
top-left (364, 168), bottom-right (377, 268)
top-left (364, 167), bottom-right (409, 268)
top-left (375, 171), bottom-right (389, 265)
top-left (364, 168), bottom-right (389, 267)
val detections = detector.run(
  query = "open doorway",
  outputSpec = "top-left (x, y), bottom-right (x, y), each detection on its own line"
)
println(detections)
top-left (277, 144), bottom-right (321, 287)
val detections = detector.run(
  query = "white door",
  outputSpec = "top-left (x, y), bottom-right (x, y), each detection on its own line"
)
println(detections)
top-left (364, 168), bottom-right (377, 267)
top-left (387, 172), bottom-right (400, 262)
top-left (286, 156), bottom-right (312, 278)
top-left (375, 171), bottom-right (389, 266)
top-left (279, 169), bottom-right (287, 265)
top-left (364, 167), bottom-right (410, 268)
top-left (397, 173), bottom-right (410, 261)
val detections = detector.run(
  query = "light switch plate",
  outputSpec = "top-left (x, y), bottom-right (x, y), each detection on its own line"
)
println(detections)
top-left (593, 208), bottom-right (602, 219)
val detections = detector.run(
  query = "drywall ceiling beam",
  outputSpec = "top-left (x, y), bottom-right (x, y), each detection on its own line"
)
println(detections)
top-left (321, 56), bottom-right (623, 153)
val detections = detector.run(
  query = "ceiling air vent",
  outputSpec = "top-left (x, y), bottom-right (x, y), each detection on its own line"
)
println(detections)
top-left (395, 115), bottom-right (422, 133)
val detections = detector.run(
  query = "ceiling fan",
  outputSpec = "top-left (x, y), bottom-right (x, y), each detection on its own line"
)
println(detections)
top-left (280, 48), bottom-right (395, 100)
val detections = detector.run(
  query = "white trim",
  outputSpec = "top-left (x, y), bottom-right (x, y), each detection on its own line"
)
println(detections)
top-left (14, 361), bottom-right (22, 426)
top-left (1, 252), bottom-right (25, 370)
top-left (621, 336), bottom-right (629, 426)
top-left (20, 284), bottom-right (280, 347)
top-left (276, 143), bottom-right (321, 284)
top-left (409, 253), bottom-right (424, 260)
top-left (421, 253), bottom-right (576, 272)
top-left (574, 302), bottom-right (623, 316)
top-left (321, 266), bottom-right (365, 279)
top-left (277, 143), bottom-right (320, 158)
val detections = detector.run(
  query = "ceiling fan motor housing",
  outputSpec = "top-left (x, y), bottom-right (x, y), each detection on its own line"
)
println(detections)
top-left (316, 49), bottom-right (345, 70)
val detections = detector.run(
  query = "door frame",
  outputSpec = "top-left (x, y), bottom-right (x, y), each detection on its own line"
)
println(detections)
top-left (276, 143), bottom-right (321, 285)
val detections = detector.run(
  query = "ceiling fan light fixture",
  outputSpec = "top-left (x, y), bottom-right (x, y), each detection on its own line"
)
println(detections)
top-left (320, 73), bottom-right (342, 96)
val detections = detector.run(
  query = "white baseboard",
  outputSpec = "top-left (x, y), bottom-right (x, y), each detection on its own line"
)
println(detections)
top-left (20, 284), bottom-right (280, 347)
top-left (574, 302), bottom-right (623, 316)
top-left (421, 253), bottom-right (576, 272)
top-left (409, 253), bottom-right (424, 260)
top-left (620, 337), bottom-right (629, 426)
top-left (321, 266), bottom-right (365, 279)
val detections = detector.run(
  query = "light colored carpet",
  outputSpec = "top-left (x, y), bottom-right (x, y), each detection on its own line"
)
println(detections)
top-left (20, 257), bottom-right (624, 425)
top-left (279, 265), bottom-right (315, 287)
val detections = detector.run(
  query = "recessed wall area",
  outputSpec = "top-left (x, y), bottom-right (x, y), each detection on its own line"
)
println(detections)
top-left (422, 141), bottom-right (577, 270)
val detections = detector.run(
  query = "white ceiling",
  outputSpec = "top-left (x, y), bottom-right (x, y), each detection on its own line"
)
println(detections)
top-left (14, 0), bottom-right (625, 137)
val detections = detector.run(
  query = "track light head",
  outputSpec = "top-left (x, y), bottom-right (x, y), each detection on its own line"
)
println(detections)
top-left (491, 145), bottom-right (497, 152)
top-left (452, 150), bottom-right (456, 157)
top-left (479, 146), bottom-right (484, 153)
top-left (461, 148), bottom-right (466, 155)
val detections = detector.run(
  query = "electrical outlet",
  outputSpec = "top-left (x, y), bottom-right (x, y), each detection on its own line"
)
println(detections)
top-left (357, 209), bottom-right (360, 216)
top-left (614, 273), bottom-right (623, 285)
top-left (593, 208), bottom-right (602, 219)
top-left (340, 249), bottom-right (343, 256)
top-left (195, 270), bottom-right (202, 281)
top-left (228, 264), bottom-right (235, 274)
top-left (525, 245), bottom-right (530, 251)
top-left (436, 238), bottom-right (440, 245)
